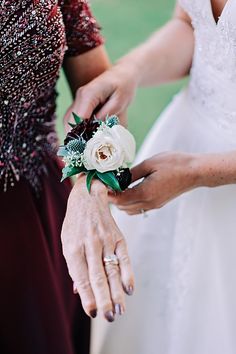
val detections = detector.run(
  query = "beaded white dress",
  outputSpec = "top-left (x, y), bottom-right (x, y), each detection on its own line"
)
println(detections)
top-left (91, 1), bottom-right (236, 353)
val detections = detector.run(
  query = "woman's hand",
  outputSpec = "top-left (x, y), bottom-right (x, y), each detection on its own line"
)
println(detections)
top-left (61, 174), bottom-right (134, 321)
top-left (109, 152), bottom-right (200, 214)
top-left (63, 63), bottom-right (138, 128)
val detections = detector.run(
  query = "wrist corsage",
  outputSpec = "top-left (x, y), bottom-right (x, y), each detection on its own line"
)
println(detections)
top-left (57, 113), bottom-right (136, 192)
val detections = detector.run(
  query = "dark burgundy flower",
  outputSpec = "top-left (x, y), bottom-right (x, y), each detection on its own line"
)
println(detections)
top-left (64, 118), bottom-right (100, 145)
top-left (115, 168), bottom-right (132, 191)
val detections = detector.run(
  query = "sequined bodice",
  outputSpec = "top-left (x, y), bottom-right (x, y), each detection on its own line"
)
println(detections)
top-left (0, 0), bottom-right (102, 192)
top-left (179, 0), bottom-right (236, 140)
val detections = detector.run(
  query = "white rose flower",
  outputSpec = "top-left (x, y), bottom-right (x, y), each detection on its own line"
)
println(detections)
top-left (83, 126), bottom-right (136, 173)
top-left (83, 131), bottom-right (124, 172)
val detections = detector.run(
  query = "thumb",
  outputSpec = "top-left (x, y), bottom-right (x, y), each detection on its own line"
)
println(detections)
top-left (73, 86), bottom-right (102, 119)
top-left (131, 160), bottom-right (152, 182)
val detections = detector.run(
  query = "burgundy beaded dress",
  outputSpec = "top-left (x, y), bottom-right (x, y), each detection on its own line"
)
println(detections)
top-left (0, 1), bottom-right (103, 353)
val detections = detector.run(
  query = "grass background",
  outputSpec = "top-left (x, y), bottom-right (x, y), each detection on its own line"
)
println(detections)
top-left (56, 0), bottom-right (185, 149)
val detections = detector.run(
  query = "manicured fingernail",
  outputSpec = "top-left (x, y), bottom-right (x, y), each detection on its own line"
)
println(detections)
top-left (126, 286), bottom-right (134, 296)
top-left (105, 310), bottom-right (115, 322)
top-left (73, 284), bottom-right (78, 294)
top-left (115, 304), bottom-right (124, 316)
top-left (90, 309), bottom-right (97, 319)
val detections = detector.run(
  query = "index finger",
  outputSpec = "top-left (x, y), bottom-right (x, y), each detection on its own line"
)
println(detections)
top-left (131, 159), bottom-right (153, 182)
top-left (109, 182), bottom-right (146, 206)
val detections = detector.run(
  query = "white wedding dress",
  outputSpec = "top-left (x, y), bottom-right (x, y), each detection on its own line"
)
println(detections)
top-left (91, 1), bottom-right (236, 353)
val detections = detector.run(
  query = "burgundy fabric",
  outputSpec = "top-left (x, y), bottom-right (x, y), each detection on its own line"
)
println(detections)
top-left (0, 159), bottom-right (90, 354)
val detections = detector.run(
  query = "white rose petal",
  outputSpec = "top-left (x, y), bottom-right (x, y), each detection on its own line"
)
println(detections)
top-left (109, 125), bottom-right (136, 163)
top-left (83, 125), bottom-right (136, 173)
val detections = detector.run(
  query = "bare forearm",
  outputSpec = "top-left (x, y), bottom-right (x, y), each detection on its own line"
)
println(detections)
top-left (117, 17), bottom-right (194, 87)
top-left (63, 45), bottom-right (111, 96)
top-left (193, 152), bottom-right (236, 188)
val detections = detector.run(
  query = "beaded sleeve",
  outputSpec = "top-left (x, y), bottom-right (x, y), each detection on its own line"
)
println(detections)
top-left (60, 0), bottom-right (104, 56)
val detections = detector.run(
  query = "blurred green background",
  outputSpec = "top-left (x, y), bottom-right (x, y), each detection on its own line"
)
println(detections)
top-left (56, 0), bottom-right (185, 149)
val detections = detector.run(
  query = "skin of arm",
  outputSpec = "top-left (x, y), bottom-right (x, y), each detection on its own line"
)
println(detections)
top-left (63, 45), bottom-right (111, 97)
top-left (63, 45), bottom-right (127, 126)
top-left (106, 2), bottom-right (236, 213)
top-left (61, 46), bottom-right (134, 321)
top-left (61, 4), bottom-right (193, 321)
top-left (195, 152), bottom-right (236, 188)
top-left (62, 1), bottom-right (236, 316)
top-left (117, 5), bottom-right (194, 87)
top-left (109, 152), bottom-right (236, 215)
top-left (73, 4), bottom-right (195, 118)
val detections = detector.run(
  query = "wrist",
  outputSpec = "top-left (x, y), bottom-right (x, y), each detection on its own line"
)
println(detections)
top-left (175, 153), bottom-right (202, 190)
top-left (75, 173), bottom-right (108, 197)
top-left (115, 56), bottom-right (142, 87)
top-left (189, 153), bottom-right (222, 188)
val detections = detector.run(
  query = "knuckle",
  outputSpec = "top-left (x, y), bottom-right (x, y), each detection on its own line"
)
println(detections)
top-left (115, 89), bottom-right (124, 101)
top-left (86, 237), bottom-right (102, 254)
top-left (142, 159), bottom-right (150, 171)
top-left (76, 279), bottom-right (91, 293)
top-left (76, 86), bottom-right (86, 99)
top-left (66, 245), bottom-right (84, 259)
top-left (156, 202), bottom-right (162, 209)
top-left (90, 236), bottom-right (101, 249)
top-left (91, 272), bottom-right (106, 288)
top-left (76, 85), bottom-right (100, 107)
top-left (119, 254), bottom-right (130, 265)
top-left (106, 265), bottom-right (119, 280)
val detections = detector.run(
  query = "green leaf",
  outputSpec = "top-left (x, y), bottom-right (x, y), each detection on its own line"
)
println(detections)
top-left (68, 122), bottom-right (76, 128)
top-left (72, 112), bottom-right (81, 124)
top-left (61, 165), bottom-right (85, 182)
top-left (86, 170), bottom-right (96, 192)
top-left (96, 171), bottom-right (122, 192)
top-left (57, 146), bottom-right (68, 157)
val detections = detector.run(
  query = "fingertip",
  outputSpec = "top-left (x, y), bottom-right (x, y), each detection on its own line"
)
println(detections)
top-left (89, 309), bottom-right (97, 319)
top-left (115, 303), bottom-right (125, 316)
top-left (73, 283), bottom-right (78, 294)
top-left (125, 285), bottom-right (134, 296)
top-left (105, 310), bottom-right (115, 322)
top-left (94, 110), bottom-right (106, 120)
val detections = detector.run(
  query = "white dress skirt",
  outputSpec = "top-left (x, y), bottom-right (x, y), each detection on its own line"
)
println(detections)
top-left (91, 0), bottom-right (236, 353)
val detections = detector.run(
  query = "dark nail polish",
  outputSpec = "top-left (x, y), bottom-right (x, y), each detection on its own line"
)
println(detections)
top-left (126, 286), bottom-right (134, 296)
top-left (90, 309), bottom-right (97, 319)
top-left (73, 285), bottom-right (78, 294)
top-left (105, 310), bottom-right (115, 322)
top-left (115, 304), bottom-right (124, 315)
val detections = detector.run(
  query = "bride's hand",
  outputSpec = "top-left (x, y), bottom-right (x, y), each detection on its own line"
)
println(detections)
top-left (63, 63), bottom-right (138, 127)
top-left (110, 152), bottom-right (199, 214)
top-left (61, 175), bottom-right (134, 321)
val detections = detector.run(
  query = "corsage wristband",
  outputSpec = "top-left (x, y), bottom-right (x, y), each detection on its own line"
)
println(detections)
top-left (57, 113), bottom-right (136, 192)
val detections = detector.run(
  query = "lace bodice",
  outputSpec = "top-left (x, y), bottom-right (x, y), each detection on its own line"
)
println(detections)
top-left (0, 0), bottom-right (103, 193)
top-left (179, 0), bottom-right (236, 139)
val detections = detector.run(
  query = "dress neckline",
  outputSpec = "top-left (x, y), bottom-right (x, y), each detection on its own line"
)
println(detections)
top-left (209, 0), bottom-right (231, 26)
